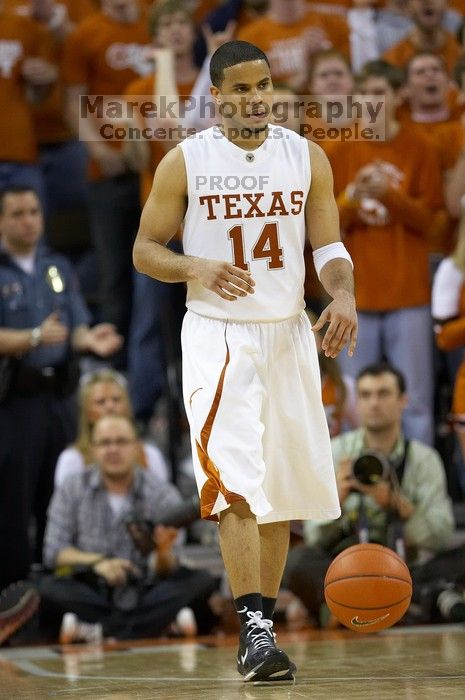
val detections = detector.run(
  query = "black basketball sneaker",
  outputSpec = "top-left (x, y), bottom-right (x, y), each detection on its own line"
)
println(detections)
top-left (236, 610), bottom-right (295, 682)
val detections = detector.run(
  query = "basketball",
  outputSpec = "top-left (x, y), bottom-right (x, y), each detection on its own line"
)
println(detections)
top-left (324, 543), bottom-right (412, 633)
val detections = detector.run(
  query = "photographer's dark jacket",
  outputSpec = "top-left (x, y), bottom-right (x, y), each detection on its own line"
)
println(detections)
top-left (43, 468), bottom-right (183, 570)
top-left (304, 429), bottom-right (454, 562)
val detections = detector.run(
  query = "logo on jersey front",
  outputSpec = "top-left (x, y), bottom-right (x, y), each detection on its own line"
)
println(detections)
top-left (195, 176), bottom-right (305, 221)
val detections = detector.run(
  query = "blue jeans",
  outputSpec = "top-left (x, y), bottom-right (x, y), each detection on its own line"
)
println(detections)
top-left (338, 306), bottom-right (434, 445)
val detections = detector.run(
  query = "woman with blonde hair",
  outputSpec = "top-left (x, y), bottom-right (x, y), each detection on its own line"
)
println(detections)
top-left (54, 368), bottom-right (169, 487)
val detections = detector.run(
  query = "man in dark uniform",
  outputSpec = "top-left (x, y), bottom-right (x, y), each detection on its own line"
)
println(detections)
top-left (0, 185), bottom-right (122, 588)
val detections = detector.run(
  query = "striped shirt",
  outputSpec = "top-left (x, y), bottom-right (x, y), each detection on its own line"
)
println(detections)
top-left (43, 467), bottom-right (182, 569)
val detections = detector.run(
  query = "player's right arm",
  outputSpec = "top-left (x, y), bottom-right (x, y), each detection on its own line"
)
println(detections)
top-left (133, 147), bottom-right (255, 301)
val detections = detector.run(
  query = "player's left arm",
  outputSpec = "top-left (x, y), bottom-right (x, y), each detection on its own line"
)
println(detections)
top-left (305, 141), bottom-right (358, 358)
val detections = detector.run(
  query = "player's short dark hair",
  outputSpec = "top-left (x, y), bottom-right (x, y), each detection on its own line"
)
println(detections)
top-left (0, 185), bottom-right (38, 214)
top-left (356, 60), bottom-right (404, 90)
top-left (357, 362), bottom-right (407, 395)
top-left (210, 40), bottom-right (270, 88)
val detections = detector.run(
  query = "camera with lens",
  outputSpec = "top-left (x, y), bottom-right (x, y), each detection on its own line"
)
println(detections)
top-left (351, 450), bottom-right (392, 486)
top-left (124, 495), bottom-right (201, 556)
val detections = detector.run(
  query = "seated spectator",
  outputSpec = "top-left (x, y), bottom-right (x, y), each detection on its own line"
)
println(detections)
top-left (383, 0), bottom-right (462, 76)
top-left (38, 415), bottom-right (217, 642)
top-left (329, 60), bottom-right (443, 445)
top-left (283, 363), bottom-right (456, 626)
top-left (0, 185), bottom-right (122, 589)
top-left (54, 368), bottom-right (169, 487)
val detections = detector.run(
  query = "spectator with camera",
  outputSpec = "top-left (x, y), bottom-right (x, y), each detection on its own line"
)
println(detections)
top-left (33, 414), bottom-right (217, 642)
top-left (283, 362), bottom-right (455, 626)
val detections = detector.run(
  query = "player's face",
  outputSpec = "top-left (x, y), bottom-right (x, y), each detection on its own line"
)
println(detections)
top-left (310, 58), bottom-right (354, 97)
top-left (212, 60), bottom-right (274, 134)
top-left (0, 191), bottom-right (43, 253)
top-left (406, 56), bottom-right (448, 108)
top-left (92, 417), bottom-right (137, 480)
top-left (154, 11), bottom-right (195, 56)
top-left (86, 382), bottom-right (130, 424)
top-left (356, 374), bottom-right (407, 432)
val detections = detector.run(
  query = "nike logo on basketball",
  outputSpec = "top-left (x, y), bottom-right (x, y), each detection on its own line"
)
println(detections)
top-left (351, 613), bottom-right (390, 627)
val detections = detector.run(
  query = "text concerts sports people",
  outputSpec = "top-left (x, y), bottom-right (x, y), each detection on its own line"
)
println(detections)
top-left (133, 41), bottom-right (357, 683)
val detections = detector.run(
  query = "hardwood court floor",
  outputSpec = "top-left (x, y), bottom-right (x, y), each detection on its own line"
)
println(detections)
top-left (1, 625), bottom-right (465, 700)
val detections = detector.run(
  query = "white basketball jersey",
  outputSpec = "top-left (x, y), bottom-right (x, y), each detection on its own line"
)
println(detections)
top-left (179, 125), bottom-right (311, 321)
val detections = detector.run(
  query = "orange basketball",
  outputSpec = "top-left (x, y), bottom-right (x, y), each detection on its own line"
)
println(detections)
top-left (324, 543), bottom-right (412, 633)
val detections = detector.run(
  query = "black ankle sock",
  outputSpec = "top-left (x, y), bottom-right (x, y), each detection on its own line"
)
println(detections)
top-left (262, 596), bottom-right (277, 621)
top-left (234, 593), bottom-right (262, 625)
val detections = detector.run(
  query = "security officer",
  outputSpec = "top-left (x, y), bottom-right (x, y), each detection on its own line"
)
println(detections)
top-left (0, 185), bottom-right (122, 588)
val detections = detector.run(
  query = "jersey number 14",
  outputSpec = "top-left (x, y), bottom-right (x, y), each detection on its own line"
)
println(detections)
top-left (228, 222), bottom-right (284, 271)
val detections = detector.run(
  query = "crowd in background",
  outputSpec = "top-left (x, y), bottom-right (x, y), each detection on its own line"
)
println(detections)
top-left (1, 0), bottom-right (465, 641)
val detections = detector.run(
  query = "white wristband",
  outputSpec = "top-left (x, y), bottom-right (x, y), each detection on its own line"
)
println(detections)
top-left (313, 242), bottom-right (353, 280)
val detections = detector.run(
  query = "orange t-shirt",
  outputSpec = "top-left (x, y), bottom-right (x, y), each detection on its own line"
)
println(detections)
top-left (0, 13), bottom-right (54, 162)
top-left (329, 125), bottom-right (443, 311)
top-left (396, 111), bottom-right (465, 253)
top-left (62, 11), bottom-right (152, 178)
top-left (124, 73), bottom-right (196, 205)
top-left (383, 32), bottom-right (462, 76)
top-left (237, 11), bottom-right (349, 86)
top-left (62, 12), bottom-right (151, 96)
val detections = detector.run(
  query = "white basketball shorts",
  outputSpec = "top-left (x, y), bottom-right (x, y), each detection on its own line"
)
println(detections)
top-left (181, 310), bottom-right (341, 524)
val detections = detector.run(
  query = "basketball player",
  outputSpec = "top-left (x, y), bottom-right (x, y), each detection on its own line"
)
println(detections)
top-left (133, 41), bottom-right (357, 683)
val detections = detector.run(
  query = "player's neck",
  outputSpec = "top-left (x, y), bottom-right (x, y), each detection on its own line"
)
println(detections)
top-left (219, 123), bottom-right (269, 150)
